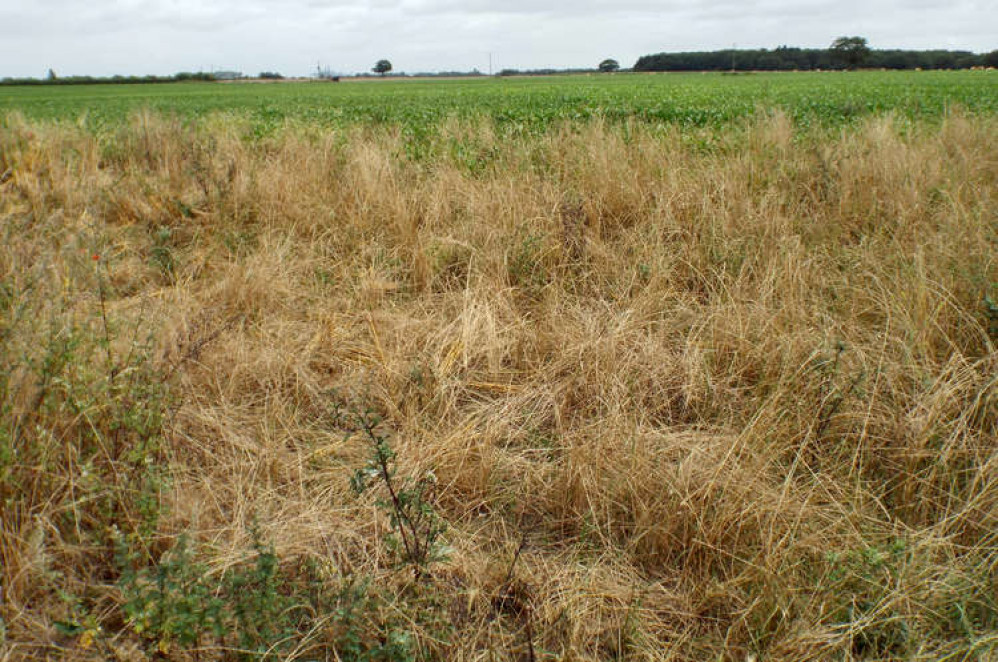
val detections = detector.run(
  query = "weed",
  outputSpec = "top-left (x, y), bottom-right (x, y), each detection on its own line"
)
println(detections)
top-left (116, 532), bottom-right (225, 650)
top-left (809, 340), bottom-right (864, 444)
top-left (507, 230), bottom-right (548, 293)
top-left (427, 240), bottom-right (472, 291)
top-left (116, 527), bottom-right (416, 660)
top-left (824, 539), bottom-right (910, 658)
top-left (1, 266), bottom-right (170, 542)
top-left (150, 225), bottom-right (177, 283)
top-left (350, 407), bottom-right (448, 581)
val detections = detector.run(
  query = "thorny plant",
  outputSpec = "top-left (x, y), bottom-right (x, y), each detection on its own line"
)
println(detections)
top-left (349, 407), bottom-right (448, 581)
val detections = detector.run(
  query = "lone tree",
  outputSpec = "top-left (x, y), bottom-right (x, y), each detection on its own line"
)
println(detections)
top-left (598, 58), bottom-right (620, 73)
top-left (373, 59), bottom-right (392, 76)
top-left (830, 36), bottom-right (870, 70)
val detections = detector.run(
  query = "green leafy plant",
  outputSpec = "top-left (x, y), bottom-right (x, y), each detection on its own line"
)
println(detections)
top-left (116, 526), bottom-right (312, 658)
top-left (350, 408), bottom-right (448, 580)
top-left (116, 532), bottom-right (225, 650)
top-left (0, 251), bottom-right (171, 555)
top-left (116, 526), bottom-right (416, 660)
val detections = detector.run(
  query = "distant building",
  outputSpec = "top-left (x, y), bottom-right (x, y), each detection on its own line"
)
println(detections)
top-left (213, 71), bottom-right (243, 81)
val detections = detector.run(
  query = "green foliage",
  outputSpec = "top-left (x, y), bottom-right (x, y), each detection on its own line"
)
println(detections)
top-left (824, 538), bottom-right (910, 658)
top-left (831, 36), bottom-right (872, 70)
top-left (328, 580), bottom-right (416, 662)
top-left (933, 564), bottom-right (998, 646)
top-left (598, 59), bottom-right (620, 73)
top-left (1, 71), bottom-right (215, 86)
top-left (116, 527), bottom-right (303, 656)
top-left (373, 60), bottom-right (393, 76)
top-left (0, 257), bottom-right (170, 542)
top-left (0, 249), bottom-right (180, 659)
top-left (116, 533), bottom-right (225, 648)
top-left (116, 528), bottom-right (415, 660)
top-left (634, 43), bottom-right (984, 71)
top-left (821, 542), bottom-right (998, 659)
top-left (1, 71), bottom-right (995, 137)
top-left (507, 230), bottom-right (548, 293)
top-left (350, 407), bottom-right (448, 580)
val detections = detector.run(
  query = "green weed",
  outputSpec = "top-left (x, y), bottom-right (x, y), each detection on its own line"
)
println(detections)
top-left (824, 539), bottom-right (910, 658)
top-left (350, 407), bottom-right (448, 581)
top-left (116, 527), bottom-right (416, 660)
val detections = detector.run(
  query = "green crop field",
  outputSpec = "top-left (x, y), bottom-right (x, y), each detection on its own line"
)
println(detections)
top-left (1, 70), bottom-right (996, 133)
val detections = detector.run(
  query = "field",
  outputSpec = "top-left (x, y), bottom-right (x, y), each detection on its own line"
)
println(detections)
top-left (1, 72), bottom-right (998, 661)
top-left (2, 70), bottom-right (997, 132)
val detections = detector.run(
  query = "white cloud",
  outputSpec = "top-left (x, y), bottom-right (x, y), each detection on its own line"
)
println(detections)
top-left (0, 0), bottom-right (993, 78)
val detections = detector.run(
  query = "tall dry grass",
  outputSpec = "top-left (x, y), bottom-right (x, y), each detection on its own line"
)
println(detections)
top-left (1, 109), bottom-right (996, 660)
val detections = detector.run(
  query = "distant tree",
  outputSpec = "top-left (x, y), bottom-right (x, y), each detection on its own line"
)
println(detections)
top-left (258, 71), bottom-right (284, 80)
top-left (47, 68), bottom-right (57, 81)
top-left (830, 36), bottom-right (870, 70)
top-left (598, 58), bottom-right (620, 73)
top-left (373, 59), bottom-right (393, 76)
top-left (985, 50), bottom-right (998, 68)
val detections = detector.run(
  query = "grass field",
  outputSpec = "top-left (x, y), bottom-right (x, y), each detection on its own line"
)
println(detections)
top-left (1, 73), bottom-right (997, 661)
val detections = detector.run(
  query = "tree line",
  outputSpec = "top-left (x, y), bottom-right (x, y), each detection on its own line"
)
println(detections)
top-left (5, 40), bottom-right (996, 87)
top-left (0, 71), bottom-right (218, 86)
top-left (634, 42), bottom-right (998, 72)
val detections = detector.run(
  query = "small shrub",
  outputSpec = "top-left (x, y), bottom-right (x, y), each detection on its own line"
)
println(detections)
top-left (116, 527), bottom-right (416, 660)
top-left (350, 407), bottom-right (448, 580)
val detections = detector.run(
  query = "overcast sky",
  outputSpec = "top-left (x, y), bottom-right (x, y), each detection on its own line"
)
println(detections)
top-left (1, 0), bottom-right (994, 78)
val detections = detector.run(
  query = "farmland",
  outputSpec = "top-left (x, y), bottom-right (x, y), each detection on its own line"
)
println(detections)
top-left (2, 72), bottom-right (998, 661)
top-left (1, 70), bottom-right (996, 133)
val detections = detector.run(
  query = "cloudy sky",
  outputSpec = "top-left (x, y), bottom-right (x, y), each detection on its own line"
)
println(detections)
top-left (1, 0), bottom-right (994, 78)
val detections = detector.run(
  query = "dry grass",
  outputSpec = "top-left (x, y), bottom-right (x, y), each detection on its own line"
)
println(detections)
top-left (1, 109), bottom-right (996, 661)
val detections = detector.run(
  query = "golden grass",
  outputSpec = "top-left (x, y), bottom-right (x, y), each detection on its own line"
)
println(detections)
top-left (1, 109), bottom-right (996, 660)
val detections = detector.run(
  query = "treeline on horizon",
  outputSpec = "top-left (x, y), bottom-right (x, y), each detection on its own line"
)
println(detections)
top-left (634, 47), bottom-right (998, 72)
top-left (0, 71), bottom-right (217, 86)
top-left (3, 46), bottom-right (997, 86)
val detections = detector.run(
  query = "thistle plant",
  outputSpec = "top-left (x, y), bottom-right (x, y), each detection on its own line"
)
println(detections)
top-left (350, 408), bottom-right (447, 581)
